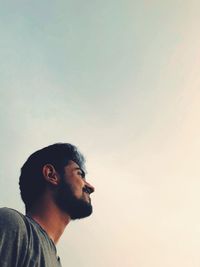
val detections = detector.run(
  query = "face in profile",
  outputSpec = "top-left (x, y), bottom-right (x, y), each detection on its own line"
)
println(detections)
top-left (54, 161), bottom-right (95, 220)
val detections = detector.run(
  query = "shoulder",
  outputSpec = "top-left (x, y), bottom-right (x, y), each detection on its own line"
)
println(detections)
top-left (0, 207), bottom-right (27, 234)
top-left (0, 207), bottom-right (25, 224)
top-left (0, 208), bottom-right (30, 265)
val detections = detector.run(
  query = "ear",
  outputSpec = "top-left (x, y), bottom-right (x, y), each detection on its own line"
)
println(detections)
top-left (42, 164), bottom-right (60, 186)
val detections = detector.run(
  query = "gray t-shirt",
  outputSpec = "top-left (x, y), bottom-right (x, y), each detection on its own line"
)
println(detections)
top-left (0, 207), bottom-right (62, 267)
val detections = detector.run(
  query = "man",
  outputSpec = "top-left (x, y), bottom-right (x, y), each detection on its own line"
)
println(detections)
top-left (0, 143), bottom-right (95, 267)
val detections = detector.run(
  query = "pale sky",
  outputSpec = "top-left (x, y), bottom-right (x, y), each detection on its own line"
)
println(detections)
top-left (1, 1), bottom-right (200, 266)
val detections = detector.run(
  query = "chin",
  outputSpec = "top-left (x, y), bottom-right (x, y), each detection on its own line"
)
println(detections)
top-left (70, 204), bottom-right (93, 220)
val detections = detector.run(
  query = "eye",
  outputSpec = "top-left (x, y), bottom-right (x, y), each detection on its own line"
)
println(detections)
top-left (78, 171), bottom-right (85, 179)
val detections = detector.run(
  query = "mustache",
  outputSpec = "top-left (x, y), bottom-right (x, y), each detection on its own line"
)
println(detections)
top-left (82, 186), bottom-right (93, 194)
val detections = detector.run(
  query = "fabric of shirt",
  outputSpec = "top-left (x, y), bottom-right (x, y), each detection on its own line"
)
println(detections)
top-left (0, 207), bottom-right (62, 267)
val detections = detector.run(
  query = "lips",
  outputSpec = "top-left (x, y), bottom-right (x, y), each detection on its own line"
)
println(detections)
top-left (82, 188), bottom-right (91, 202)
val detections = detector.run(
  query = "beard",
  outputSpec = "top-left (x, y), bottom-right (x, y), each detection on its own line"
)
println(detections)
top-left (54, 179), bottom-right (93, 220)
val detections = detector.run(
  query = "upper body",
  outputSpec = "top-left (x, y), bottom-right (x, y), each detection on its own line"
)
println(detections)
top-left (0, 207), bottom-right (61, 267)
top-left (0, 143), bottom-right (95, 267)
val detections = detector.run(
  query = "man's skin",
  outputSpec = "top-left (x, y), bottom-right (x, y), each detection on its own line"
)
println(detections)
top-left (27, 160), bottom-right (95, 244)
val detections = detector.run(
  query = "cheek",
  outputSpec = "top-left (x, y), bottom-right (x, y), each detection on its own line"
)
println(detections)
top-left (71, 180), bottom-right (84, 198)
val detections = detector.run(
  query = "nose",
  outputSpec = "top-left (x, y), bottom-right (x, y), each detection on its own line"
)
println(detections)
top-left (85, 181), bottom-right (95, 194)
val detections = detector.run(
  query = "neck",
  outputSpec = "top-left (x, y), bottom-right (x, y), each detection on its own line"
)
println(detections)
top-left (27, 194), bottom-right (71, 244)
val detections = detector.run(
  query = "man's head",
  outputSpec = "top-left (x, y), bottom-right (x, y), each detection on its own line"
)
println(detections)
top-left (19, 143), bottom-right (95, 219)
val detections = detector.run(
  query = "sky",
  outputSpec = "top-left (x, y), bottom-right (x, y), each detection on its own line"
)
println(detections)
top-left (1, 1), bottom-right (200, 266)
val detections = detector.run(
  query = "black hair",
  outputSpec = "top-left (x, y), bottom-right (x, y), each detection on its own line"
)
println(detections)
top-left (19, 143), bottom-right (85, 212)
